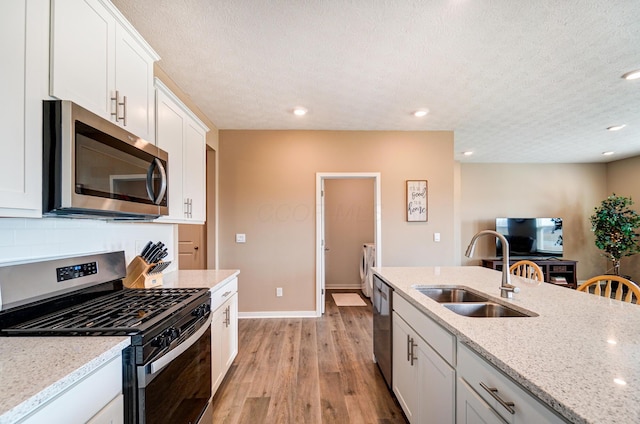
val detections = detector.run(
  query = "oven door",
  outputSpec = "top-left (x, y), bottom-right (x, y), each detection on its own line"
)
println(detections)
top-left (132, 315), bottom-right (212, 424)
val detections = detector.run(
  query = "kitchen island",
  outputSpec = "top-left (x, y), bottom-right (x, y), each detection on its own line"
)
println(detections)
top-left (0, 269), bottom-right (239, 424)
top-left (374, 266), bottom-right (640, 424)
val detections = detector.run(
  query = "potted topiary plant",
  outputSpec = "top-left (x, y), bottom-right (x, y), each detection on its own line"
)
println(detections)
top-left (590, 194), bottom-right (640, 276)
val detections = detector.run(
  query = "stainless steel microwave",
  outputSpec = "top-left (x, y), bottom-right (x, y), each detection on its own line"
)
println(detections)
top-left (43, 100), bottom-right (168, 220)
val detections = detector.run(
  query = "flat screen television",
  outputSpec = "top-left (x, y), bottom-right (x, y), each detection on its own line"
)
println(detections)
top-left (495, 218), bottom-right (563, 258)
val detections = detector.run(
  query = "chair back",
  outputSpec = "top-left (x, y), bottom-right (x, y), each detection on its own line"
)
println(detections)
top-left (576, 275), bottom-right (640, 304)
top-left (509, 260), bottom-right (544, 282)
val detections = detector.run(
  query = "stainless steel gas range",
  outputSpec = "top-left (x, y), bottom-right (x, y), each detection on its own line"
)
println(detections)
top-left (0, 251), bottom-right (212, 424)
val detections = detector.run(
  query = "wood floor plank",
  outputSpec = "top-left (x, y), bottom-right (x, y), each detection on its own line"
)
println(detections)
top-left (210, 289), bottom-right (407, 424)
top-left (263, 320), bottom-right (302, 423)
top-left (319, 371), bottom-right (350, 423)
top-left (237, 397), bottom-right (270, 424)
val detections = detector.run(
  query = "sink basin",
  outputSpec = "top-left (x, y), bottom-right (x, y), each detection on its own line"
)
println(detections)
top-left (415, 287), bottom-right (489, 303)
top-left (443, 302), bottom-right (535, 318)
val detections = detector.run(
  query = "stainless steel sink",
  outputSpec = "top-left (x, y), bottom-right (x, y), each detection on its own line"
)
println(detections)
top-left (414, 287), bottom-right (489, 303)
top-left (443, 302), bottom-right (535, 318)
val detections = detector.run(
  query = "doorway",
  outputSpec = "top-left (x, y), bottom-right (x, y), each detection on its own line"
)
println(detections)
top-left (315, 173), bottom-right (382, 315)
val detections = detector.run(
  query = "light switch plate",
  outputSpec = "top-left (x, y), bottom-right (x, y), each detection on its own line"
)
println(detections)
top-left (434, 232), bottom-right (441, 242)
top-left (236, 233), bottom-right (246, 243)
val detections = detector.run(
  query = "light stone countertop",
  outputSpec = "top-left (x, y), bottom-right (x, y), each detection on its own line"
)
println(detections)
top-left (0, 337), bottom-right (130, 424)
top-left (0, 269), bottom-right (239, 424)
top-left (373, 266), bottom-right (640, 424)
top-left (162, 269), bottom-right (240, 291)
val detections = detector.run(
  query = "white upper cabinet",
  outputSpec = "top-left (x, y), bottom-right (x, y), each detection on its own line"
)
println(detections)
top-left (155, 79), bottom-right (209, 224)
top-left (0, 0), bottom-right (49, 217)
top-left (50, 0), bottom-right (158, 142)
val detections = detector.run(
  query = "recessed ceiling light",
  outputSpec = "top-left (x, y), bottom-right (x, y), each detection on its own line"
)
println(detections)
top-left (622, 69), bottom-right (640, 80)
top-left (462, 151), bottom-right (474, 156)
top-left (603, 151), bottom-right (615, 156)
top-left (293, 107), bottom-right (307, 116)
top-left (614, 378), bottom-right (627, 386)
top-left (607, 125), bottom-right (626, 131)
top-left (413, 109), bottom-right (429, 117)
top-left (607, 339), bottom-right (617, 345)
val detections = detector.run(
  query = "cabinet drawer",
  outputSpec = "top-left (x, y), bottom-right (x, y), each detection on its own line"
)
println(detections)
top-left (393, 294), bottom-right (455, 366)
top-left (211, 277), bottom-right (238, 311)
top-left (457, 343), bottom-right (566, 424)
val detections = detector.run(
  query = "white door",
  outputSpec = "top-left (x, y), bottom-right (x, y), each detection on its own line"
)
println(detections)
top-left (320, 178), bottom-right (326, 314)
top-left (315, 173), bottom-right (381, 316)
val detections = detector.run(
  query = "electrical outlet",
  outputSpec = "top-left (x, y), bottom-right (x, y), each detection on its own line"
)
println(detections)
top-left (235, 233), bottom-right (246, 243)
top-left (276, 287), bottom-right (283, 297)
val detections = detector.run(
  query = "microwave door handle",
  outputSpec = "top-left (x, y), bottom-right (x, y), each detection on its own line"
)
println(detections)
top-left (148, 314), bottom-right (212, 376)
top-left (146, 158), bottom-right (168, 205)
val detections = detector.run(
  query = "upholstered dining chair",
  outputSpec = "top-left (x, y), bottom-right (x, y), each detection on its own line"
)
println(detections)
top-left (509, 260), bottom-right (544, 282)
top-left (576, 275), bottom-right (640, 304)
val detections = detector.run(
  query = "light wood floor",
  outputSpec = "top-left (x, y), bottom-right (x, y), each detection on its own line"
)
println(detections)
top-left (211, 290), bottom-right (407, 424)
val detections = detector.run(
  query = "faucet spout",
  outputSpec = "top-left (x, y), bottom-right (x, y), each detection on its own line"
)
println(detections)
top-left (465, 230), bottom-right (519, 298)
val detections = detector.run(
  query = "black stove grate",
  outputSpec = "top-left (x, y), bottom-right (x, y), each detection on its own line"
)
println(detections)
top-left (2, 288), bottom-right (207, 336)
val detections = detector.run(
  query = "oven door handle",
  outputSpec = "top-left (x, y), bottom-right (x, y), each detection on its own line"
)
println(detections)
top-left (148, 314), bottom-right (212, 375)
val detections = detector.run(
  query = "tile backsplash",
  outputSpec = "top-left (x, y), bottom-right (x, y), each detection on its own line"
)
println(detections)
top-left (0, 218), bottom-right (175, 268)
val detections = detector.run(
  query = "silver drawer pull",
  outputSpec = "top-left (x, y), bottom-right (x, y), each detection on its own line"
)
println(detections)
top-left (479, 382), bottom-right (515, 414)
top-left (222, 290), bottom-right (232, 297)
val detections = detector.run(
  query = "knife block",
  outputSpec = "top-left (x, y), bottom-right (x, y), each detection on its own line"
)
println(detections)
top-left (123, 256), bottom-right (164, 289)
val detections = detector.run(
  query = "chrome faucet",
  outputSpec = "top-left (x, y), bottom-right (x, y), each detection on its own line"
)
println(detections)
top-left (465, 230), bottom-right (520, 299)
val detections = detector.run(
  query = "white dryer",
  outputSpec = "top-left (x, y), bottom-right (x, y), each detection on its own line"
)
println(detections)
top-left (360, 243), bottom-right (376, 298)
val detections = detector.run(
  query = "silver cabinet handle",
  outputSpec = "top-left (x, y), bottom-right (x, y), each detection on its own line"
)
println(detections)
top-left (407, 334), bottom-right (411, 362)
top-left (479, 382), bottom-right (516, 414)
top-left (122, 95), bottom-right (127, 126)
top-left (222, 290), bottom-right (232, 297)
top-left (409, 338), bottom-right (417, 366)
top-left (110, 91), bottom-right (126, 124)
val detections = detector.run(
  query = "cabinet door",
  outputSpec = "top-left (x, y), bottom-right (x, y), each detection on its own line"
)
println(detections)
top-left (114, 24), bottom-right (155, 141)
top-left (417, 336), bottom-right (455, 424)
top-left (50, 0), bottom-right (114, 117)
top-left (222, 293), bottom-right (238, 369)
top-left (457, 379), bottom-right (507, 424)
top-left (211, 304), bottom-right (226, 394)
top-left (392, 312), bottom-right (418, 422)
top-left (183, 119), bottom-right (207, 222)
top-left (0, 0), bottom-right (47, 217)
top-left (155, 89), bottom-right (185, 221)
top-left (87, 395), bottom-right (124, 424)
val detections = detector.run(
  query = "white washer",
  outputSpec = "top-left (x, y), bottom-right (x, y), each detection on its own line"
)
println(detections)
top-left (360, 243), bottom-right (376, 298)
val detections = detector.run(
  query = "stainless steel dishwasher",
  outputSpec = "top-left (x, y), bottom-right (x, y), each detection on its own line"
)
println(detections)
top-left (373, 274), bottom-right (392, 389)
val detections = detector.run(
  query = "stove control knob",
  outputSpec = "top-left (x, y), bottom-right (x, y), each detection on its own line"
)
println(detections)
top-left (192, 305), bottom-right (208, 318)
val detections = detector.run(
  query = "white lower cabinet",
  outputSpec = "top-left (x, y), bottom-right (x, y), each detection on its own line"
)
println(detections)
top-left (392, 295), bottom-right (455, 424)
top-left (87, 394), bottom-right (124, 424)
top-left (457, 378), bottom-right (506, 424)
top-left (456, 343), bottom-right (566, 424)
top-left (21, 354), bottom-right (123, 424)
top-left (211, 277), bottom-right (239, 395)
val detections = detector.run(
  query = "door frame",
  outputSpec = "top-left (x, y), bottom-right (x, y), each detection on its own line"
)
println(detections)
top-left (315, 172), bottom-right (382, 316)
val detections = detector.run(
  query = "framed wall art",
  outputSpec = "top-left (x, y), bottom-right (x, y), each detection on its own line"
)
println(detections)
top-left (406, 180), bottom-right (428, 222)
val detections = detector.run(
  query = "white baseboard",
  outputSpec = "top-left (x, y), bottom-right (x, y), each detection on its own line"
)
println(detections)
top-left (326, 285), bottom-right (362, 290)
top-left (239, 310), bottom-right (319, 319)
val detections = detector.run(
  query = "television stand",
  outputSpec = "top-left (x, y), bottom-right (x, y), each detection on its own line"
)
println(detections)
top-left (481, 258), bottom-right (577, 289)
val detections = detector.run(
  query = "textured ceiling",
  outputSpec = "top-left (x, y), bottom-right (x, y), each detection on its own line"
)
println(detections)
top-left (112, 0), bottom-right (640, 163)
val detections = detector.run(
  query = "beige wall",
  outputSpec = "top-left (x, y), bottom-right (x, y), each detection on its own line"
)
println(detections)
top-left (324, 178), bottom-right (374, 289)
top-left (607, 155), bottom-right (640, 281)
top-left (219, 130), bottom-right (455, 313)
top-left (460, 163), bottom-right (608, 280)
